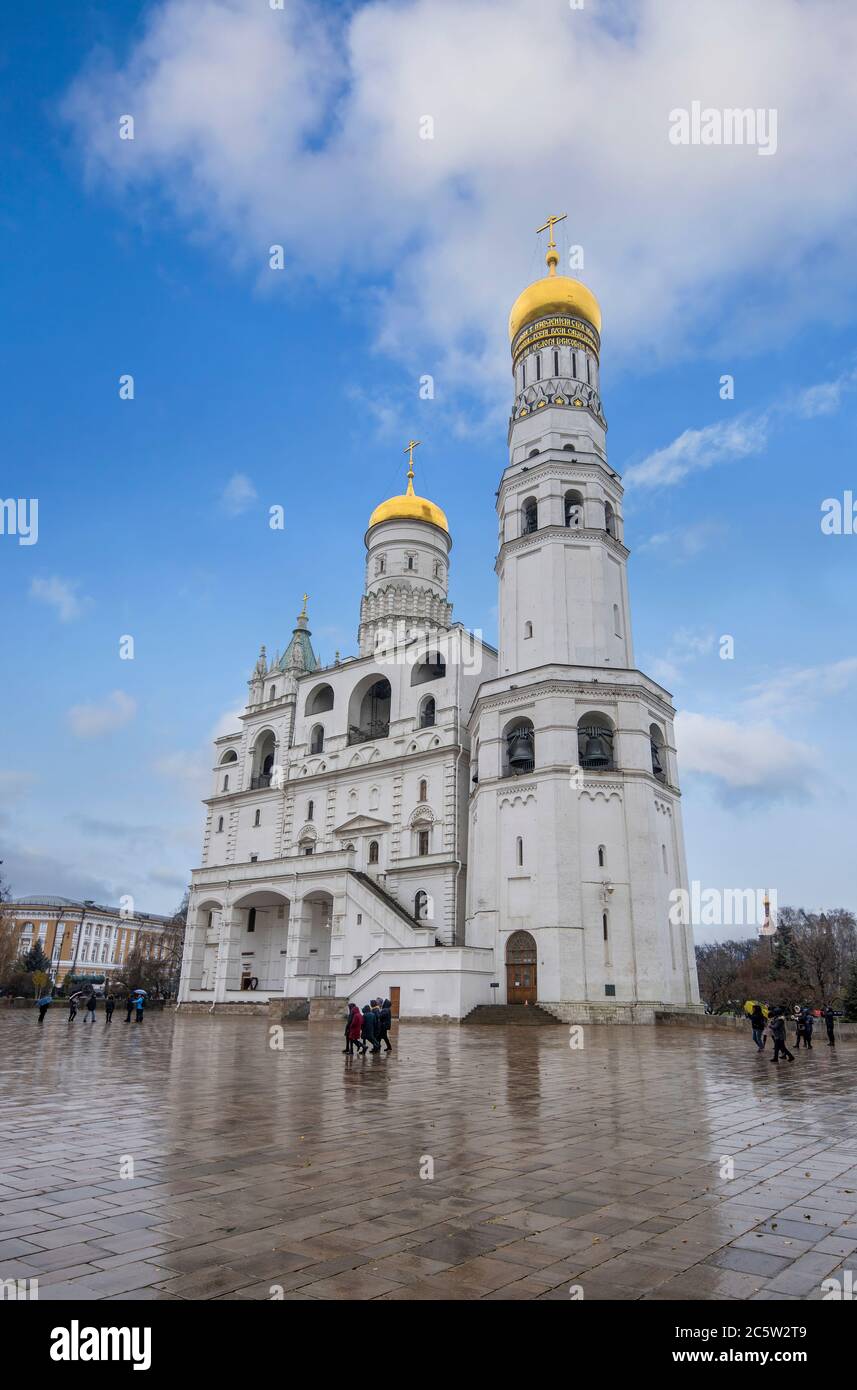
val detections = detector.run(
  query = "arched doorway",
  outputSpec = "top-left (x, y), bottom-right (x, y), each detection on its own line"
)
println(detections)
top-left (505, 930), bottom-right (537, 1005)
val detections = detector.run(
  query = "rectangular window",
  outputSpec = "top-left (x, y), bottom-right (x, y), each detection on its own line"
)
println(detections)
top-left (554, 350), bottom-right (560, 377)
top-left (418, 830), bottom-right (430, 856)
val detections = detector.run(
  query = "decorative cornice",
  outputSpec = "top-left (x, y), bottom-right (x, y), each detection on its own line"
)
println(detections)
top-left (496, 525), bottom-right (629, 565)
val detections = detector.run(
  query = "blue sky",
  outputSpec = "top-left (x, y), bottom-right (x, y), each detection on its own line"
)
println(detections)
top-left (2, 0), bottom-right (856, 938)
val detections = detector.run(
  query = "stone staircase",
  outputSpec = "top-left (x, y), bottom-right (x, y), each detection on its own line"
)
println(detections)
top-left (462, 1003), bottom-right (563, 1026)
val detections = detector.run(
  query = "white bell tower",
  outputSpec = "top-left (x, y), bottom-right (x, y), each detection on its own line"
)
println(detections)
top-left (466, 216), bottom-right (701, 1022)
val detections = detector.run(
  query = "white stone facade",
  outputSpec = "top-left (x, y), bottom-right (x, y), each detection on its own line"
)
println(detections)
top-left (179, 272), bottom-right (700, 1020)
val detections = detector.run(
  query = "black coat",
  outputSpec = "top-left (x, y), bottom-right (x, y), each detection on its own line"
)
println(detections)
top-left (362, 1010), bottom-right (376, 1040)
top-left (380, 1003), bottom-right (392, 1029)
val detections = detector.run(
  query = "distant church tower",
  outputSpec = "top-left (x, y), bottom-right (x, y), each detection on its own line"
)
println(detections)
top-left (466, 216), bottom-right (701, 1020)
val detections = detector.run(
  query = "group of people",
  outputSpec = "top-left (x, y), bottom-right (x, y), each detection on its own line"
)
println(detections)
top-left (36, 990), bottom-right (146, 1025)
top-left (748, 1002), bottom-right (837, 1064)
top-left (344, 999), bottom-right (392, 1055)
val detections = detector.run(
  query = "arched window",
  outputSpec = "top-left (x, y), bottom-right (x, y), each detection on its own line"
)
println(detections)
top-left (577, 713), bottom-right (615, 770)
top-left (598, 845), bottom-right (605, 868)
top-left (368, 840), bottom-right (379, 864)
top-left (411, 653), bottom-right (446, 686)
top-left (268, 685), bottom-right (277, 701)
top-left (604, 501), bottom-right (616, 538)
top-left (564, 489), bottom-right (583, 528)
top-left (414, 890), bottom-right (428, 921)
top-left (217, 816), bottom-right (224, 832)
top-left (407, 554), bottom-right (415, 571)
top-left (602, 913), bottom-right (608, 941)
top-left (662, 844), bottom-right (668, 872)
top-left (349, 676), bottom-right (391, 744)
top-left (535, 353), bottom-right (541, 381)
top-left (523, 621), bottom-right (533, 640)
top-left (222, 775), bottom-right (229, 792)
top-left (306, 684), bottom-right (334, 716)
top-left (309, 724), bottom-right (324, 754)
top-left (571, 351), bottom-right (577, 378)
top-left (248, 909), bottom-right (256, 933)
top-left (220, 749), bottom-right (238, 765)
top-left (307, 799), bottom-right (314, 821)
top-left (419, 779), bottom-right (428, 803)
top-left (252, 730), bottom-right (276, 787)
top-left (516, 836), bottom-right (523, 867)
top-left (504, 718), bottom-right (535, 776)
top-left (419, 695), bottom-right (436, 728)
top-left (553, 350), bottom-right (560, 377)
top-left (521, 497), bottom-right (538, 536)
top-left (650, 724), bottom-right (667, 783)
top-left (253, 809), bottom-right (261, 827)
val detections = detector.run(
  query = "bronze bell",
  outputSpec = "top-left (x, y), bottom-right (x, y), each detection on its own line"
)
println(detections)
top-left (581, 734), bottom-right (610, 768)
top-left (508, 728), bottom-right (534, 769)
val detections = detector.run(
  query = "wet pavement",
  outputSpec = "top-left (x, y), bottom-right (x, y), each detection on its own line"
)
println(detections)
top-left (1, 1009), bottom-right (855, 1301)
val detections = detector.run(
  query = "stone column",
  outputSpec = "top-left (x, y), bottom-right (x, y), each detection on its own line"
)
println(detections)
top-left (177, 896), bottom-right (207, 1000)
top-left (213, 905), bottom-right (242, 1002)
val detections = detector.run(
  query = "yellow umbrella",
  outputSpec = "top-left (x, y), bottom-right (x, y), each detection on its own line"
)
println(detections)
top-left (744, 999), bottom-right (770, 1019)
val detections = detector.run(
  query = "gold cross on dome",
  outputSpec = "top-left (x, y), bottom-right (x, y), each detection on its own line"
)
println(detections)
top-left (404, 439), bottom-right (421, 481)
top-left (536, 213), bottom-right (567, 250)
top-left (299, 593), bottom-right (309, 618)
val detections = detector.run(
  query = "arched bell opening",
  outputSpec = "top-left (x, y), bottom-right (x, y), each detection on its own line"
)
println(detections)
top-left (577, 713), bottom-right (615, 771)
top-left (503, 717), bottom-right (535, 777)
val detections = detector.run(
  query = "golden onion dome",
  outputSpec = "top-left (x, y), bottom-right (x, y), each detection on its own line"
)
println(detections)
top-left (508, 228), bottom-right (601, 343)
top-left (368, 468), bottom-right (448, 534)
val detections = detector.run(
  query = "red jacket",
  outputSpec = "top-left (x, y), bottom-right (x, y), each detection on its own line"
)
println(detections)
top-left (347, 1006), bottom-right (363, 1040)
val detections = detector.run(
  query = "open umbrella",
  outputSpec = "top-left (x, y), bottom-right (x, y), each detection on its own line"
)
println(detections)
top-left (130, 988), bottom-right (148, 997)
top-left (36, 995), bottom-right (53, 1007)
top-left (743, 999), bottom-right (769, 1019)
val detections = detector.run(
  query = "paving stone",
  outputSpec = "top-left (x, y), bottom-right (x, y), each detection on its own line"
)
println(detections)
top-left (3, 1010), bottom-right (857, 1302)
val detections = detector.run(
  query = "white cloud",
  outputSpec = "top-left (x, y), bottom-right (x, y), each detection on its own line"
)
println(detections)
top-left (220, 472), bottom-right (258, 516)
top-left (0, 771), bottom-right (37, 804)
top-left (626, 417), bottom-right (769, 489)
top-left (638, 521), bottom-right (727, 559)
top-left (62, 0), bottom-right (857, 389)
top-left (676, 711), bottom-right (816, 804)
top-left (30, 576), bottom-right (91, 622)
top-left (67, 690), bottom-right (137, 738)
top-left (743, 657), bottom-right (857, 720)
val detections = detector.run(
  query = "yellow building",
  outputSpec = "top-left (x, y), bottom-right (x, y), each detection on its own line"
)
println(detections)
top-left (5, 896), bottom-right (173, 988)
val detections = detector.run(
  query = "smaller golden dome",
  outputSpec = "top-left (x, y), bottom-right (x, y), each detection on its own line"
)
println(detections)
top-left (369, 443), bottom-right (448, 533)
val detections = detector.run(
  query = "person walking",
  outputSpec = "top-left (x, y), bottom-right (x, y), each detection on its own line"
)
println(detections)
top-left (803, 1008), bottom-right (814, 1049)
top-left (378, 998), bottom-right (393, 1052)
top-left (36, 994), bottom-right (52, 1025)
top-left (361, 1000), bottom-right (376, 1054)
top-left (105, 993), bottom-right (115, 1024)
top-left (749, 1003), bottom-right (766, 1052)
top-left (67, 993), bottom-right (79, 1023)
top-left (83, 992), bottom-right (97, 1023)
top-left (769, 1011), bottom-right (795, 1064)
top-left (134, 993), bottom-right (145, 1024)
top-left (823, 1004), bottom-right (836, 1047)
top-left (793, 1006), bottom-right (806, 1049)
top-left (124, 993), bottom-right (134, 1023)
top-left (343, 1002), bottom-right (363, 1056)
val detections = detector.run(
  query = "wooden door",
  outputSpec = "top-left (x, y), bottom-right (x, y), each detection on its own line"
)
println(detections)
top-left (389, 986), bottom-right (401, 1019)
top-left (506, 962), bottom-right (537, 1005)
top-left (505, 931), bottom-right (538, 1005)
